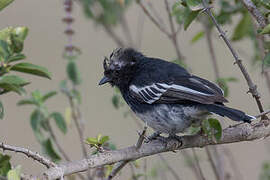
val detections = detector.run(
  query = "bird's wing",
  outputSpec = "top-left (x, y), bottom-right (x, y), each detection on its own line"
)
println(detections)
top-left (129, 75), bottom-right (227, 104)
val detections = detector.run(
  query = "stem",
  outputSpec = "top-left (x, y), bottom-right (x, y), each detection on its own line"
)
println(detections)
top-left (205, 147), bottom-right (221, 180)
top-left (191, 149), bottom-right (206, 180)
top-left (181, 150), bottom-right (203, 180)
top-left (47, 121), bottom-right (70, 161)
top-left (204, 24), bottom-right (220, 79)
top-left (120, 14), bottom-right (134, 47)
top-left (201, 1), bottom-right (265, 114)
top-left (158, 154), bottom-right (182, 180)
top-left (103, 24), bottom-right (125, 47)
top-left (164, 0), bottom-right (184, 61)
top-left (137, 0), bottom-right (170, 36)
top-left (68, 95), bottom-right (92, 180)
top-left (143, 159), bottom-right (147, 180)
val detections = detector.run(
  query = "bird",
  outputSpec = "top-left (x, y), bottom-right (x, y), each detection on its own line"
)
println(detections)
top-left (99, 48), bottom-right (255, 140)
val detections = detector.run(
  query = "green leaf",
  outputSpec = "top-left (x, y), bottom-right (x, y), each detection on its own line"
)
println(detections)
top-left (202, 118), bottom-right (222, 141)
top-left (42, 91), bottom-right (57, 102)
top-left (259, 0), bottom-right (270, 10)
top-left (30, 109), bottom-right (44, 132)
top-left (232, 13), bottom-right (252, 41)
top-left (186, 0), bottom-right (203, 11)
top-left (7, 54), bottom-right (26, 63)
top-left (191, 31), bottom-right (205, 43)
top-left (100, 136), bottom-right (109, 144)
top-left (263, 52), bottom-right (270, 67)
top-left (0, 75), bottom-right (28, 85)
top-left (86, 137), bottom-right (99, 145)
top-left (0, 75), bottom-right (28, 95)
top-left (50, 112), bottom-right (67, 134)
top-left (42, 139), bottom-right (61, 162)
top-left (208, 118), bottom-right (222, 141)
top-left (67, 61), bottom-right (81, 85)
top-left (0, 40), bottom-right (11, 60)
top-left (12, 27), bottom-right (28, 41)
top-left (17, 99), bottom-right (37, 106)
top-left (184, 9), bottom-right (199, 30)
top-left (7, 165), bottom-right (21, 180)
top-left (0, 153), bottom-right (11, 176)
top-left (111, 95), bottom-right (120, 109)
top-left (0, 101), bottom-right (3, 119)
top-left (10, 27), bottom-right (28, 53)
top-left (0, 0), bottom-right (14, 11)
top-left (260, 24), bottom-right (270, 35)
top-left (10, 62), bottom-right (51, 79)
top-left (0, 83), bottom-right (26, 95)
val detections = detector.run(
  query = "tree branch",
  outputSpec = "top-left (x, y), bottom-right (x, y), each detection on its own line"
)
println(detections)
top-left (201, 1), bottom-right (266, 114)
top-left (137, 0), bottom-right (170, 36)
top-left (41, 121), bottom-right (270, 179)
top-left (0, 142), bottom-right (56, 168)
top-left (240, 0), bottom-right (267, 27)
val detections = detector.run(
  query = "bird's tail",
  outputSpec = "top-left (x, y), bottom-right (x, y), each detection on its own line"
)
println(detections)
top-left (204, 104), bottom-right (255, 123)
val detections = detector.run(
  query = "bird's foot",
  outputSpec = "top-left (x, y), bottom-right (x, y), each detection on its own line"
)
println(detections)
top-left (166, 134), bottom-right (183, 150)
top-left (145, 132), bottom-right (165, 143)
top-left (168, 134), bottom-right (183, 143)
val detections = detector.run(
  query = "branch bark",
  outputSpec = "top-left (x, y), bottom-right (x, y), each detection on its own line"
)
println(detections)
top-left (0, 142), bottom-right (56, 168)
top-left (41, 121), bottom-right (270, 179)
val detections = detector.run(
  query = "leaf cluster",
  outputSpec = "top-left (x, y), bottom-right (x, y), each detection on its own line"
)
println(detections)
top-left (17, 90), bottom-right (67, 162)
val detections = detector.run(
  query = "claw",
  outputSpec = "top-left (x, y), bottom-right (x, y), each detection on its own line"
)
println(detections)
top-left (145, 132), bottom-right (161, 143)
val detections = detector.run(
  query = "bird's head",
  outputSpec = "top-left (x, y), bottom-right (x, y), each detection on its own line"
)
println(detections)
top-left (99, 48), bottom-right (140, 88)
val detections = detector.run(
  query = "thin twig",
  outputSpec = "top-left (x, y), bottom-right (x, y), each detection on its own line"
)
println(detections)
top-left (205, 147), bottom-right (221, 180)
top-left (146, 1), bottom-right (165, 28)
top-left (201, 0), bottom-right (265, 114)
top-left (103, 24), bottom-right (125, 47)
top-left (191, 149), bottom-right (206, 180)
top-left (158, 154), bottom-right (181, 180)
top-left (0, 142), bottom-right (56, 168)
top-left (120, 14), bottom-right (134, 47)
top-left (164, 0), bottom-right (184, 61)
top-left (135, 13), bottom-right (145, 49)
top-left (137, 0), bottom-right (170, 36)
top-left (223, 148), bottom-right (244, 180)
top-left (181, 150), bottom-right (203, 180)
top-left (129, 163), bottom-right (138, 180)
top-left (143, 159), bottom-right (147, 180)
top-left (203, 22), bottom-right (220, 79)
top-left (106, 126), bottom-right (147, 180)
top-left (255, 109), bottom-right (270, 119)
top-left (68, 96), bottom-right (91, 180)
top-left (47, 121), bottom-right (70, 161)
top-left (240, 0), bottom-right (267, 27)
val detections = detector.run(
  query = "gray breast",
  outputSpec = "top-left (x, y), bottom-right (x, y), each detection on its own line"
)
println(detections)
top-left (135, 104), bottom-right (209, 134)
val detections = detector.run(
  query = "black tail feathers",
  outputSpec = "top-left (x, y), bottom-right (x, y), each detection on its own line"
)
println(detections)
top-left (204, 104), bottom-right (255, 123)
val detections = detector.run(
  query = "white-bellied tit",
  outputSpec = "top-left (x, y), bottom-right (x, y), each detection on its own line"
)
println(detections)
top-left (99, 48), bottom-right (255, 140)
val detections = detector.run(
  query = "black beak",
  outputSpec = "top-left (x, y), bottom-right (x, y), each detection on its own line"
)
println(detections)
top-left (98, 76), bottom-right (111, 85)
